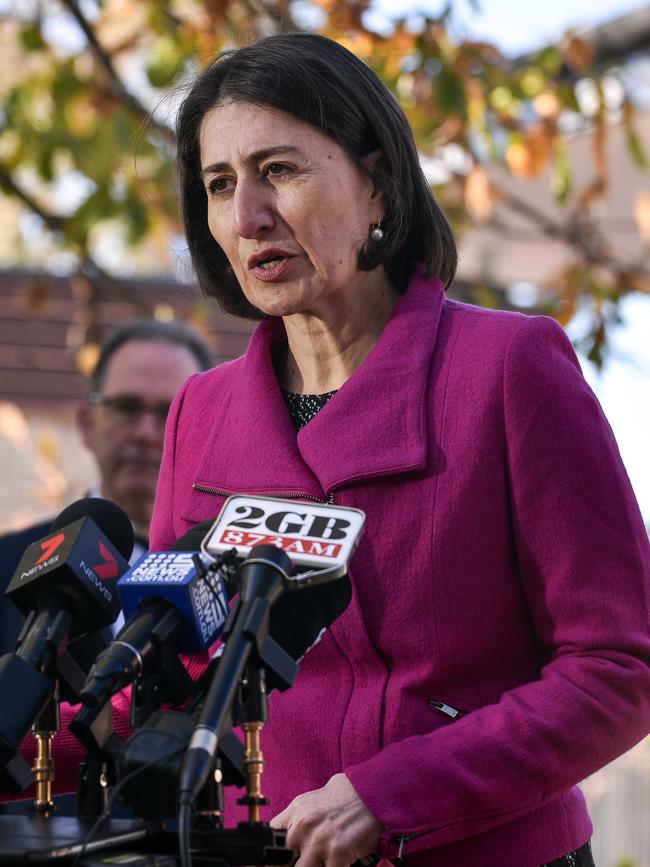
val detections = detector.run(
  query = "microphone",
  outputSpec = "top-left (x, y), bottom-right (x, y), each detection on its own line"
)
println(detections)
top-left (114, 569), bottom-right (353, 818)
top-left (75, 527), bottom-right (231, 713)
top-left (115, 546), bottom-right (352, 821)
top-left (179, 544), bottom-right (290, 811)
top-left (7, 498), bottom-right (133, 655)
top-left (0, 498), bottom-right (133, 771)
top-left (178, 494), bottom-right (365, 809)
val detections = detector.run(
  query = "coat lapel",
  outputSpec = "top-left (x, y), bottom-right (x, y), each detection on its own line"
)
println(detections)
top-left (193, 268), bottom-right (445, 498)
top-left (298, 269), bottom-right (445, 491)
top-left (193, 317), bottom-right (325, 499)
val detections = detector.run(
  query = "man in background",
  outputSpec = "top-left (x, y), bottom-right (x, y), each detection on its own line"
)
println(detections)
top-left (0, 318), bottom-right (213, 653)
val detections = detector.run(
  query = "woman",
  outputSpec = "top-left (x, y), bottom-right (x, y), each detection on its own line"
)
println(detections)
top-left (150, 32), bottom-right (650, 867)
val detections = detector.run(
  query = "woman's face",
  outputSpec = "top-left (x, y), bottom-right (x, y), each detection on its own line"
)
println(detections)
top-left (199, 101), bottom-right (384, 319)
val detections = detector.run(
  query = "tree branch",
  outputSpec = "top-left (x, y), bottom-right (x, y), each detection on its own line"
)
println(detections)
top-left (255, 0), bottom-right (299, 33)
top-left (0, 166), bottom-right (65, 233)
top-left (489, 179), bottom-right (650, 284)
top-left (59, 0), bottom-right (176, 145)
top-left (0, 166), bottom-right (144, 308)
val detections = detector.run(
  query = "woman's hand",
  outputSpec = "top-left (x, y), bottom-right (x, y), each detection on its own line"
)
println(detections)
top-left (270, 772), bottom-right (382, 867)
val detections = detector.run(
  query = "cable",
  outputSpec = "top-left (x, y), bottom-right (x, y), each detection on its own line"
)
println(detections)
top-left (178, 796), bottom-right (194, 867)
top-left (70, 741), bottom-right (186, 867)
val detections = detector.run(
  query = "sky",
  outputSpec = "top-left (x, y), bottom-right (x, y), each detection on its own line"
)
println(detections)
top-left (373, 0), bottom-right (648, 56)
top-left (370, 0), bottom-right (650, 520)
top-left (576, 297), bottom-right (650, 523)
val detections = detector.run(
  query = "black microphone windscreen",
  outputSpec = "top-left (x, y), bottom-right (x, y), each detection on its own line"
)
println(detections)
top-left (170, 520), bottom-right (352, 655)
top-left (49, 497), bottom-right (134, 562)
top-left (170, 520), bottom-right (215, 553)
top-left (269, 575), bottom-right (352, 662)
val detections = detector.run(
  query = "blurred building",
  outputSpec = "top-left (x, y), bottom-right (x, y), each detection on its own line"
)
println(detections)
top-left (0, 268), bottom-right (254, 530)
top-left (455, 5), bottom-right (650, 314)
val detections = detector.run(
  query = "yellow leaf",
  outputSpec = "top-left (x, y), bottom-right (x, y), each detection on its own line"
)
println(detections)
top-left (490, 86), bottom-right (513, 113)
top-left (154, 304), bottom-right (175, 322)
top-left (506, 127), bottom-right (553, 177)
top-left (38, 433), bottom-right (59, 465)
top-left (65, 94), bottom-right (98, 138)
top-left (344, 30), bottom-right (376, 60)
top-left (95, 0), bottom-right (149, 53)
top-left (520, 67), bottom-right (546, 97)
top-left (533, 91), bottom-right (560, 119)
top-left (634, 193), bottom-right (650, 242)
top-left (464, 165), bottom-right (492, 221)
top-left (76, 343), bottom-right (100, 377)
top-left (506, 142), bottom-right (530, 176)
top-left (0, 130), bottom-right (22, 164)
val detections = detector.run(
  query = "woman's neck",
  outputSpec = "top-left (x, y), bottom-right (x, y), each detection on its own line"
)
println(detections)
top-left (279, 271), bottom-right (399, 394)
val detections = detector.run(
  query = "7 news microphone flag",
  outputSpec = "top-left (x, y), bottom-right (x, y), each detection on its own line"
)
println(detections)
top-left (0, 498), bottom-right (134, 772)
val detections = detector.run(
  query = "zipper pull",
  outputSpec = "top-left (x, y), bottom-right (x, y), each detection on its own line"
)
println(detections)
top-left (428, 699), bottom-right (461, 719)
top-left (393, 834), bottom-right (409, 864)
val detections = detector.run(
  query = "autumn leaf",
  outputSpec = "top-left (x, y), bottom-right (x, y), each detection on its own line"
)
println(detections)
top-left (505, 125), bottom-right (553, 178)
top-left (634, 194), bottom-right (650, 244)
top-left (464, 164), bottom-right (493, 221)
top-left (563, 34), bottom-right (595, 73)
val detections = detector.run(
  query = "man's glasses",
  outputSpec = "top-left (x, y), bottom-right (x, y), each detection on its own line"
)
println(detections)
top-left (88, 393), bottom-right (172, 428)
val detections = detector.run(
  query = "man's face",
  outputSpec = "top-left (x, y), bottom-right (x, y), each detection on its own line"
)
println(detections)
top-left (77, 339), bottom-right (202, 530)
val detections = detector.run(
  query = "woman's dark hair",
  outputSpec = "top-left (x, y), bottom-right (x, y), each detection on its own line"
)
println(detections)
top-left (177, 32), bottom-right (457, 319)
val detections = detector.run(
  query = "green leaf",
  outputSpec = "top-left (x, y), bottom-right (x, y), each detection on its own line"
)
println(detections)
top-left (20, 23), bottom-right (46, 52)
top-left (555, 83), bottom-right (581, 113)
top-left (36, 146), bottom-right (55, 181)
top-left (66, 185), bottom-right (112, 243)
top-left (146, 36), bottom-right (186, 88)
top-left (626, 126), bottom-right (648, 169)
top-left (552, 140), bottom-right (571, 204)
top-left (124, 185), bottom-right (151, 245)
top-left (436, 67), bottom-right (466, 117)
top-left (534, 46), bottom-right (563, 76)
top-left (587, 338), bottom-right (604, 368)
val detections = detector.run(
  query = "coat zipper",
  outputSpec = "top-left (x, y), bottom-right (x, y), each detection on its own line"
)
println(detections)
top-left (428, 699), bottom-right (463, 719)
top-left (192, 482), bottom-right (336, 504)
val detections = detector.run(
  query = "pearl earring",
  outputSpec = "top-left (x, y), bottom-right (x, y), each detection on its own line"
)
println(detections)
top-left (370, 221), bottom-right (385, 242)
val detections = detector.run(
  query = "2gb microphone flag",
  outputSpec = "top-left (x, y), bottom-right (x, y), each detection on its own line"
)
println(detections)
top-left (201, 495), bottom-right (365, 572)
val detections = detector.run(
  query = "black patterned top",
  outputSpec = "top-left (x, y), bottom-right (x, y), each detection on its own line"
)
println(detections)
top-left (282, 388), bottom-right (337, 431)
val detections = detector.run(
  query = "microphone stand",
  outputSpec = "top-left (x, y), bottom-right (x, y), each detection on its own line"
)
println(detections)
top-left (75, 701), bottom-right (125, 818)
top-left (31, 686), bottom-right (60, 815)
top-left (238, 665), bottom-right (267, 823)
top-left (175, 546), bottom-right (299, 865)
top-left (189, 654), bottom-right (294, 866)
top-left (12, 602), bottom-right (72, 815)
top-left (130, 637), bottom-right (195, 730)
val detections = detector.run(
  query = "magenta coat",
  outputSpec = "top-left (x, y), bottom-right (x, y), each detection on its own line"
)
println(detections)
top-left (150, 268), bottom-right (650, 867)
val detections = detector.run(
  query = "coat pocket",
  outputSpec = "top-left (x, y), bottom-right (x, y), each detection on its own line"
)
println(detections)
top-left (179, 481), bottom-right (230, 527)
